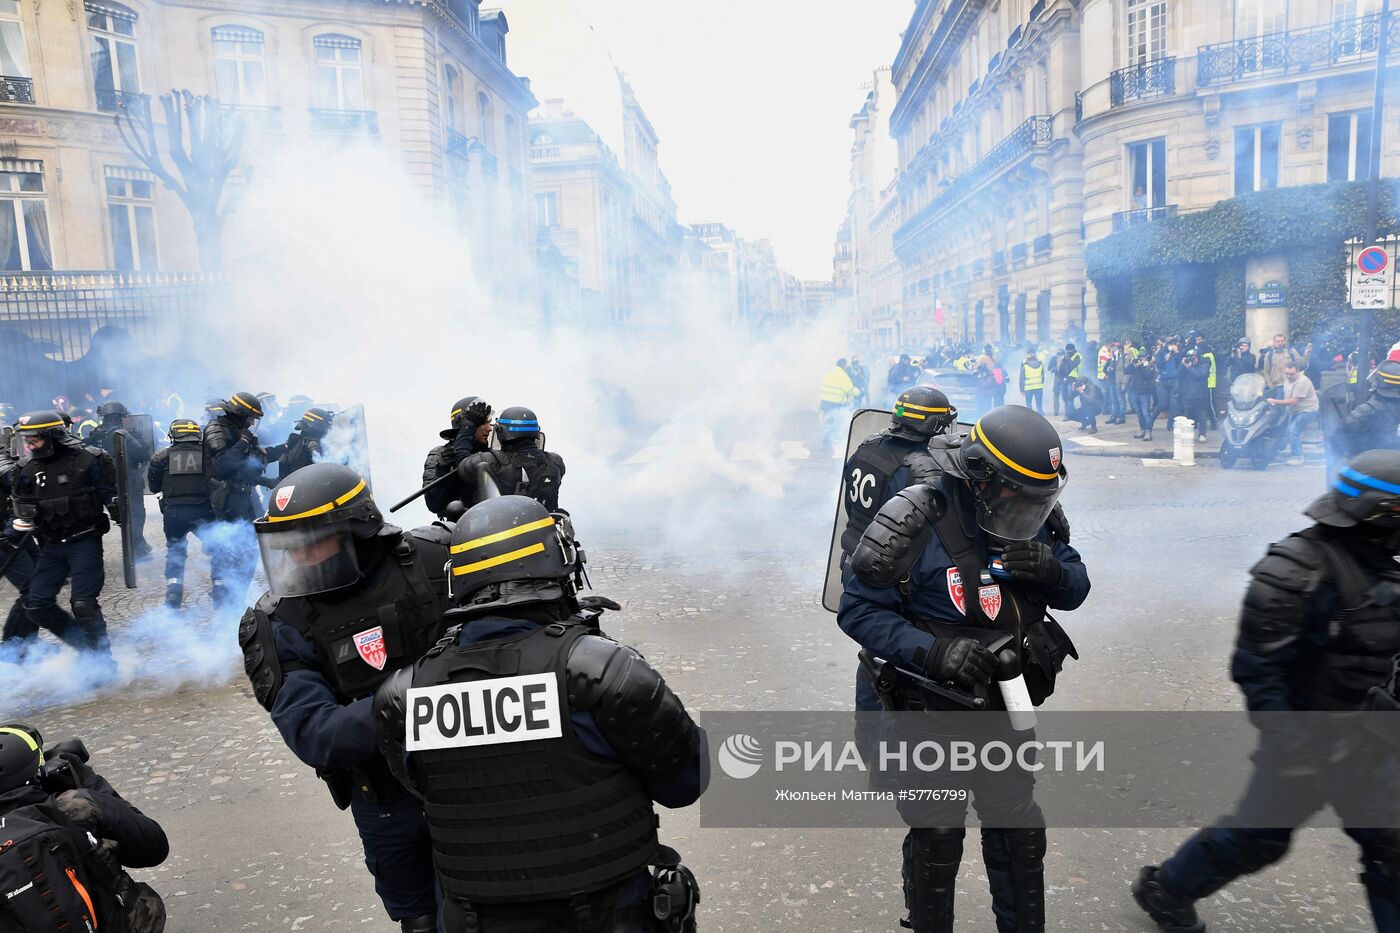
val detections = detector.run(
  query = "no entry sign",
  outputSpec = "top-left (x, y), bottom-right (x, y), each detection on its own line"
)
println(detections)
top-left (1351, 244), bottom-right (1395, 310)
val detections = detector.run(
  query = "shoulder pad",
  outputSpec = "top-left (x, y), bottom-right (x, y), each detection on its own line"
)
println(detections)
top-left (566, 633), bottom-right (630, 707)
top-left (901, 449), bottom-right (942, 487)
top-left (409, 522), bottom-right (453, 547)
top-left (850, 484), bottom-right (946, 588)
top-left (1249, 534), bottom-right (1325, 595)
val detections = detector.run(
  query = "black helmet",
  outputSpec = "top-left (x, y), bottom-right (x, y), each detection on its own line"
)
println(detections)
top-left (448, 495), bottom-right (581, 614)
top-left (0, 723), bottom-right (43, 794)
top-left (253, 463), bottom-right (383, 598)
top-left (295, 407), bottom-right (334, 438)
top-left (496, 406), bottom-right (540, 445)
top-left (892, 386), bottom-right (956, 439)
top-left (1371, 359), bottom-right (1400, 399)
top-left (222, 391), bottom-right (264, 423)
top-left (167, 419), bottom-right (201, 442)
top-left (96, 400), bottom-right (129, 420)
top-left (944, 405), bottom-right (1067, 541)
top-left (1306, 450), bottom-right (1400, 539)
top-left (14, 410), bottom-right (68, 458)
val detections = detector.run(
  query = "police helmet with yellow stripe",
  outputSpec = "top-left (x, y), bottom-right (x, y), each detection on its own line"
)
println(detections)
top-left (167, 418), bottom-right (202, 442)
top-left (14, 410), bottom-right (70, 457)
top-left (253, 463), bottom-right (384, 598)
top-left (1371, 359), bottom-right (1400, 399)
top-left (448, 495), bottom-right (580, 615)
top-left (948, 405), bottom-right (1067, 541)
top-left (0, 723), bottom-right (44, 793)
top-left (221, 391), bottom-right (264, 423)
top-left (892, 385), bottom-right (956, 439)
top-left (295, 407), bottom-right (334, 439)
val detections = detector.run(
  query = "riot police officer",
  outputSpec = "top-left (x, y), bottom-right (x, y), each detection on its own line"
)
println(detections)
top-left (203, 391), bottom-right (271, 607)
top-left (86, 400), bottom-right (151, 559)
top-left (238, 463), bottom-right (452, 932)
top-left (0, 411), bottom-right (119, 672)
top-left (1134, 449), bottom-right (1400, 933)
top-left (455, 406), bottom-right (566, 511)
top-left (838, 405), bottom-right (1089, 933)
top-left (421, 396), bottom-right (492, 518)
top-left (373, 495), bottom-right (706, 932)
top-left (1333, 358), bottom-right (1400, 457)
top-left (147, 419), bottom-right (214, 609)
top-left (0, 435), bottom-right (41, 656)
top-left (265, 407), bottom-right (333, 480)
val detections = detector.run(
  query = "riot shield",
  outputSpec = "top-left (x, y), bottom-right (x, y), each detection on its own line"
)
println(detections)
top-left (821, 408), bottom-right (895, 613)
top-left (112, 428), bottom-right (137, 588)
top-left (320, 403), bottom-right (373, 490)
top-left (1320, 382), bottom-right (1355, 490)
top-left (3, 424), bottom-right (18, 459)
top-left (123, 412), bottom-right (155, 492)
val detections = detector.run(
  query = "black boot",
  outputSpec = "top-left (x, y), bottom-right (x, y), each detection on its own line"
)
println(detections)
top-left (1133, 866), bottom-right (1205, 932)
top-left (70, 600), bottom-right (117, 681)
top-left (164, 582), bottom-right (184, 610)
top-left (3, 597), bottom-right (34, 641)
top-left (399, 915), bottom-right (436, 933)
top-left (906, 828), bottom-right (963, 932)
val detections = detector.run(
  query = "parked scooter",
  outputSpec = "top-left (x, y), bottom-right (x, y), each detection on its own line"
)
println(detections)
top-left (1220, 373), bottom-right (1287, 470)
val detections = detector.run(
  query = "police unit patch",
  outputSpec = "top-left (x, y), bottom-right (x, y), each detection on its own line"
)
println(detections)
top-left (1048, 447), bottom-right (1061, 470)
top-left (353, 626), bottom-right (387, 671)
top-left (275, 485), bottom-right (295, 510)
top-left (979, 585), bottom-right (1002, 621)
top-left (405, 673), bottom-right (563, 752)
top-left (946, 568), bottom-right (966, 616)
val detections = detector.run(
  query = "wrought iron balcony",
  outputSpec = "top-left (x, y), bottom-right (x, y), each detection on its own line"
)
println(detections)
top-left (1110, 57), bottom-right (1177, 107)
top-left (1112, 204), bottom-right (1178, 231)
top-left (0, 76), bottom-right (33, 105)
top-left (446, 128), bottom-right (470, 158)
top-left (309, 108), bottom-right (379, 135)
top-left (95, 89), bottom-right (148, 115)
top-left (1197, 12), bottom-right (1400, 88)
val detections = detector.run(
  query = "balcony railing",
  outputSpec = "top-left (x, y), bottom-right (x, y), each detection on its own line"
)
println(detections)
top-left (446, 128), bottom-right (470, 158)
top-left (309, 108), bottom-right (379, 135)
top-left (1110, 57), bottom-right (1177, 107)
top-left (95, 89), bottom-right (148, 115)
top-left (1112, 204), bottom-right (1178, 231)
top-left (1197, 12), bottom-right (1400, 88)
top-left (530, 145), bottom-right (560, 161)
top-left (0, 76), bottom-right (33, 105)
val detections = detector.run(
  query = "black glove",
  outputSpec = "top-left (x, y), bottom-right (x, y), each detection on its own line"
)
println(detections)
top-left (1001, 540), bottom-right (1063, 589)
top-left (106, 502), bottom-right (122, 526)
top-left (925, 636), bottom-right (995, 690)
top-left (1047, 502), bottom-right (1070, 544)
top-left (463, 400), bottom-right (492, 428)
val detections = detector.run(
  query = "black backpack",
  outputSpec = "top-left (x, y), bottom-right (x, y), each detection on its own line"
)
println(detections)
top-left (0, 801), bottom-right (117, 933)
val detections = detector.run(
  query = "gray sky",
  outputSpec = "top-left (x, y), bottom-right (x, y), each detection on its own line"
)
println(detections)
top-left (501, 0), bottom-right (912, 281)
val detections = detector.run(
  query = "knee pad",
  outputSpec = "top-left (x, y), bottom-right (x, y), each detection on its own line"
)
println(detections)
top-left (1007, 827), bottom-right (1047, 869)
top-left (910, 828), bottom-right (966, 882)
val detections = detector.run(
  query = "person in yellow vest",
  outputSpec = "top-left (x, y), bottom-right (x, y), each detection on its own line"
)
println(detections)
top-left (820, 358), bottom-right (859, 457)
top-left (1191, 331), bottom-right (1220, 428)
top-left (1019, 346), bottom-right (1046, 413)
top-left (1057, 343), bottom-right (1082, 422)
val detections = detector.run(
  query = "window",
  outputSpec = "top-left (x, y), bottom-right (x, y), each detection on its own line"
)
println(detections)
top-left (1234, 0), bottom-right (1287, 38)
top-left (0, 1), bottom-right (29, 79)
top-left (477, 91), bottom-right (494, 150)
top-left (87, 1), bottom-right (140, 111)
top-left (1127, 138), bottom-right (1167, 208)
top-left (212, 26), bottom-right (266, 106)
top-left (1126, 0), bottom-right (1167, 65)
top-left (1334, 0), bottom-right (1380, 21)
top-left (105, 167), bottom-right (157, 272)
top-left (444, 65), bottom-right (461, 133)
top-left (0, 162), bottom-right (51, 271)
top-left (1234, 123), bottom-right (1281, 194)
top-left (1328, 110), bottom-right (1373, 182)
top-left (314, 34), bottom-right (363, 110)
top-left (536, 191), bottom-right (558, 228)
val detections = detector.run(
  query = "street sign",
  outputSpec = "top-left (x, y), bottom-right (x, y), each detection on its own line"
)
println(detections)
top-left (1351, 244), bottom-right (1395, 310)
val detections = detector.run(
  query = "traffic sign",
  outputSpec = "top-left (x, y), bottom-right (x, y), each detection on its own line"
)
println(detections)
top-left (1351, 243), bottom-right (1395, 310)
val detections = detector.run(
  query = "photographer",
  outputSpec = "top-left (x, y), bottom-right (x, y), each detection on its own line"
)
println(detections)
top-left (1126, 352), bottom-right (1159, 442)
top-left (1180, 350), bottom-right (1212, 443)
top-left (1069, 376), bottom-right (1103, 434)
top-left (0, 724), bottom-right (168, 931)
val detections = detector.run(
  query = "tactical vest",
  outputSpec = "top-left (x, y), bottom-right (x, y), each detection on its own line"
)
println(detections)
top-left (1022, 363), bottom-right (1044, 391)
top-left (270, 532), bottom-right (447, 702)
top-left (12, 446), bottom-right (105, 540)
top-left (486, 449), bottom-right (563, 511)
top-left (1299, 532), bottom-right (1400, 710)
top-left (841, 433), bottom-right (928, 555)
top-left (161, 441), bottom-right (210, 506)
top-left (410, 622), bottom-right (659, 903)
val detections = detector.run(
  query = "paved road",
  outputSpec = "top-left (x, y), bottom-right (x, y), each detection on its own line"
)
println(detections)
top-left (0, 451), bottom-right (1379, 931)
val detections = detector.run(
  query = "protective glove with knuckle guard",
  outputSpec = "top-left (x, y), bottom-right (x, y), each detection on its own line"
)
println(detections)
top-left (925, 636), bottom-right (996, 690)
top-left (464, 400), bottom-right (492, 427)
top-left (1001, 540), bottom-right (1064, 589)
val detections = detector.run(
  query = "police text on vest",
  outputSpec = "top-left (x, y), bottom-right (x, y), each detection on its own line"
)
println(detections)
top-left (406, 674), bottom-right (563, 751)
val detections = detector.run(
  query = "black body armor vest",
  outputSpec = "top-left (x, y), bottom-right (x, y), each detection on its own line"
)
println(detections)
top-left (12, 446), bottom-right (105, 540)
top-left (1299, 532), bottom-right (1400, 710)
top-left (161, 441), bottom-right (210, 505)
top-left (483, 449), bottom-right (563, 511)
top-left (841, 432), bottom-right (928, 555)
top-left (409, 622), bottom-right (659, 903)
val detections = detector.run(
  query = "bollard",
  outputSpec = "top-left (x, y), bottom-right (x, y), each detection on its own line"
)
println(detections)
top-left (1173, 416), bottom-right (1196, 465)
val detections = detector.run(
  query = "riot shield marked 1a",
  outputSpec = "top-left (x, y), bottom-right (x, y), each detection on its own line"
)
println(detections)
top-left (821, 408), bottom-right (893, 613)
top-left (112, 428), bottom-right (137, 588)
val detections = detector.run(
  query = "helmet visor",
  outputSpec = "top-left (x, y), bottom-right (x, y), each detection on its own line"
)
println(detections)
top-left (257, 523), bottom-right (360, 598)
top-left (975, 468), bottom-right (1068, 541)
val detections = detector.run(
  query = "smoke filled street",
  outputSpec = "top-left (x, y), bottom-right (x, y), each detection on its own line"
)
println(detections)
top-left (13, 452), bottom-right (1373, 932)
